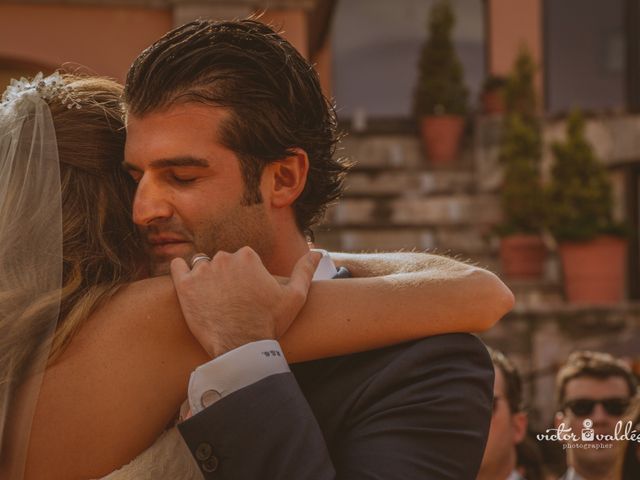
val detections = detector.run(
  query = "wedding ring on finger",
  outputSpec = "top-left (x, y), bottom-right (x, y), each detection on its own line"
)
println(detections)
top-left (190, 253), bottom-right (211, 269)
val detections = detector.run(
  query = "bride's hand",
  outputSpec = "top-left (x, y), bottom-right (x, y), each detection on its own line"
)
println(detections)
top-left (170, 247), bottom-right (321, 358)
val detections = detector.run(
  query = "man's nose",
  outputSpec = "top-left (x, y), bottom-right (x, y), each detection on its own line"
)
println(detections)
top-left (132, 176), bottom-right (173, 226)
top-left (590, 403), bottom-right (615, 425)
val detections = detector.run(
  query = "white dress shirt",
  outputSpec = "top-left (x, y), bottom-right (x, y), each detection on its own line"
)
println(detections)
top-left (187, 250), bottom-right (338, 415)
top-left (561, 467), bottom-right (584, 480)
top-left (507, 470), bottom-right (526, 480)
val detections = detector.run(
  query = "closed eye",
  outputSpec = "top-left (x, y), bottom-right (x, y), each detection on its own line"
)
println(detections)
top-left (171, 175), bottom-right (197, 184)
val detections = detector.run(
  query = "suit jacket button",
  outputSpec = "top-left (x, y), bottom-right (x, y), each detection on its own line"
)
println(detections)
top-left (202, 455), bottom-right (219, 473)
top-left (195, 442), bottom-right (213, 461)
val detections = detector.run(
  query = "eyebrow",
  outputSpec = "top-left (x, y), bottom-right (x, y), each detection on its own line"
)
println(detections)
top-left (122, 156), bottom-right (210, 172)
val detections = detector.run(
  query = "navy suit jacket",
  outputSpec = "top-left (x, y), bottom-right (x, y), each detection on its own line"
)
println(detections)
top-left (179, 271), bottom-right (494, 479)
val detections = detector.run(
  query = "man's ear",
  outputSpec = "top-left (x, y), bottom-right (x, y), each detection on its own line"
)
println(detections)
top-left (264, 148), bottom-right (309, 208)
top-left (512, 412), bottom-right (528, 444)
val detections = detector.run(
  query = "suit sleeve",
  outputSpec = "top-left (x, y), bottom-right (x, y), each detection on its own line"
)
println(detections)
top-left (332, 333), bottom-right (494, 479)
top-left (177, 371), bottom-right (336, 479)
top-left (179, 333), bottom-right (493, 480)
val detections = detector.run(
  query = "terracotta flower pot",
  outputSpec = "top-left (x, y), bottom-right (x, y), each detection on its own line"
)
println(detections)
top-left (500, 234), bottom-right (546, 280)
top-left (419, 115), bottom-right (465, 164)
top-left (559, 236), bottom-right (627, 304)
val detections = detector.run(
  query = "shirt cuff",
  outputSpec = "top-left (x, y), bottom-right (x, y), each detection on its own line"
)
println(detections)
top-left (187, 339), bottom-right (290, 415)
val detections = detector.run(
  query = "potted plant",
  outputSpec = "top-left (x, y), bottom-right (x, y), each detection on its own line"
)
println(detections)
top-left (480, 75), bottom-right (507, 115)
top-left (503, 48), bottom-right (538, 119)
top-left (497, 48), bottom-right (547, 279)
top-left (413, 0), bottom-right (468, 164)
top-left (497, 115), bottom-right (547, 279)
top-left (547, 109), bottom-right (628, 304)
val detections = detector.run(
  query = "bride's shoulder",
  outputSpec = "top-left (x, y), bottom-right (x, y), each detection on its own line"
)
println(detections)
top-left (109, 275), bottom-right (177, 313)
top-left (25, 276), bottom-right (208, 480)
top-left (94, 275), bottom-right (180, 330)
top-left (65, 275), bottom-right (189, 359)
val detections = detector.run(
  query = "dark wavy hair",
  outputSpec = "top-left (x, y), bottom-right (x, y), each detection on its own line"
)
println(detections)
top-left (51, 76), bottom-right (145, 357)
top-left (124, 18), bottom-right (351, 236)
top-left (556, 351), bottom-right (638, 407)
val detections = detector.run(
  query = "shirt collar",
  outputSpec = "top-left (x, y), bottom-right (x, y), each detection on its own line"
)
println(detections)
top-left (310, 249), bottom-right (338, 280)
top-left (564, 468), bottom-right (584, 480)
top-left (507, 470), bottom-right (526, 480)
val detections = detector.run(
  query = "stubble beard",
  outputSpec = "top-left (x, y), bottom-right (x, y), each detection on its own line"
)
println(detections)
top-left (149, 200), bottom-right (274, 276)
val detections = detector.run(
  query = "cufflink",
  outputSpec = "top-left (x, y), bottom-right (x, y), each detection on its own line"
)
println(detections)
top-left (201, 389), bottom-right (222, 409)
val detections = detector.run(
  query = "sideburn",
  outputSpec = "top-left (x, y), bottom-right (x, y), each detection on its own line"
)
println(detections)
top-left (238, 154), bottom-right (265, 206)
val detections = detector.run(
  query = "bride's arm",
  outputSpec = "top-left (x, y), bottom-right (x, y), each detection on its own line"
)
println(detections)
top-left (331, 250), bottom-right (481, 276)
top-left (26, 251), bottom-right (511, 478)
top-left (281, 252), bottom-right (513, 362)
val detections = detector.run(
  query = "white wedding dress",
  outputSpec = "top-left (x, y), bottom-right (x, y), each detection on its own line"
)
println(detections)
top-left (94, 403), bottom-right (204, 480)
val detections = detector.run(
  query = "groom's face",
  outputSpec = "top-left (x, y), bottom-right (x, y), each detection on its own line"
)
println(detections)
top-left (124, 103), bottom-right (274, 276)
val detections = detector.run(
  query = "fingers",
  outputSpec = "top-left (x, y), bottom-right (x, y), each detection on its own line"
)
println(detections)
top-left (170, 257), bottom-right (191, 283)
top-left (287, 251), bottom-right (322, 298)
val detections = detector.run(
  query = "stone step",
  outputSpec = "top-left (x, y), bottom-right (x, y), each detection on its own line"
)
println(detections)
top-left (315, 225), bottom-right (496, 256)
top-left (341, 133), bottom-right (476, 172)
top-left (342, 170), bottom-right (477, 198)
top-left (323, 194), bottom-right (502, 227)
top-left (340, 134), bottom-right (423, 170)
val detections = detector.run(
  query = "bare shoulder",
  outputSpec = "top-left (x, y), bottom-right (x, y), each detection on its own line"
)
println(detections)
top-left (25, 277), bottom-right (208, 479)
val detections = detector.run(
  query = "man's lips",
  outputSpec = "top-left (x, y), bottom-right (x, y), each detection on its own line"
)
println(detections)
top-left (146, 237), bottom-right (190, 256)
top-left (146, 236), bottom-right (188, 245)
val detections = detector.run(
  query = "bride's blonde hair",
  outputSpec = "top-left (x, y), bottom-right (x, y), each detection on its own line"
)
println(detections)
top-left (48, 76), bottom-right (144, 359)
top-left (0, 75), bottom-right (145, 453)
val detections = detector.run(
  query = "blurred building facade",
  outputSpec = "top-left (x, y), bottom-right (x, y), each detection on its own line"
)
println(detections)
top-left (0, 0), bottom-right (335, 89)
top-left (1, 0), bottom-right (640, 431)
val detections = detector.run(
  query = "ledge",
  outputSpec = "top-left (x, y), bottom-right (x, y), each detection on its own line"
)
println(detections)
top-left (508, 302), bottom-right (640, 317)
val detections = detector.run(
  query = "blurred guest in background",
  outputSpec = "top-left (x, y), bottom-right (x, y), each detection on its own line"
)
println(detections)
top-left (555, 351), bottom-right (638, 480)
top-left (619, 400), bottom-right (640, 480)
top-left (477, 349), bottom-right (529, 480)
top-left (516, 435), bottom-right (547, 480)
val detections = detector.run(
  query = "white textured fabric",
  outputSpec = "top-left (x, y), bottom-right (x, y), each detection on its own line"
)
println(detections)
top-left (95, 428), bottom-right (203, 480)
top-left (186, 249), bottom-right (338, 413)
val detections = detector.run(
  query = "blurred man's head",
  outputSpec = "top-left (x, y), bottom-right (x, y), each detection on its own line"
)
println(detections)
top-left (477, 349), bottom-right (528, 480)
top-left (555, 351), bottom-right (638, 479)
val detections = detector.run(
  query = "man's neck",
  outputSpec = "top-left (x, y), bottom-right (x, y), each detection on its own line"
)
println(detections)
top-left (261, 231), bottom-right (310, 277)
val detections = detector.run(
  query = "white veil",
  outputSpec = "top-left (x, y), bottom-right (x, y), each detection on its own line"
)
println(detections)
top-left (0, 74), bottom-right (63, 477)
